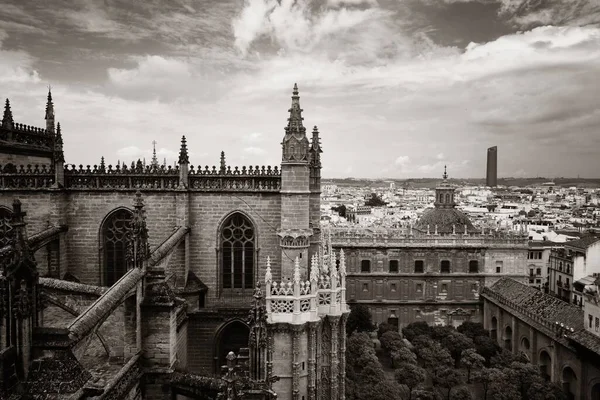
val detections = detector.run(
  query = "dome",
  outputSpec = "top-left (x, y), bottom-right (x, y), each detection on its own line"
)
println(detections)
top-left (414, 207), bottom-right (478, 234)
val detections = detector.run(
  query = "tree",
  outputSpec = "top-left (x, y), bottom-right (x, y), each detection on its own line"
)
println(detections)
top-left (392, 347), bottom-right (418, 366)
top-left (490, 350), bottom-right (520, 369)
top-left (331, 204), bottom-right (347, 218)
top-left (460, 348), bottom-right (485, 383)
top-left (473, 335), bottom-right (499, 365)
top-left (474, 368), bottom-right (504, 400)
top-left (365, 192), bottom-right (387, 207)
top-left (413, 390), bottom-right (437, 400)
top-left (450, 386), bottom-right (472, 400)
top-left (403, 321), bottom-right (432, 342)
top-left (432, 367), bottom-right (465, 400)
top-left (441, 332), bottom-right (474, 368)
top-left (377, 322), bottom-right (395, 338)
top-left (346, 304), bottom-right (376, 336)
top-left (431, 325), bottom-right (456, 342)
top-left (415, 338), bottom-right (453, 370)
top-left (380, 331), bottom-right (404, 353)
top-left (503, 361), bottom-right (546, 399)
top-left (394, 362), bottom-right (427, 400)
top-left (356, 380), bottom-right (403, 400)
top-left (457, 322), bottom-right (489, 339)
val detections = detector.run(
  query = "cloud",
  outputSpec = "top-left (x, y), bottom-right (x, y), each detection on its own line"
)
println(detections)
top-left (0, 30), bottom-right (41, 84)
top-left (243, 146), bottom-right (267, 155)
top-left (395, 156), bottom-right (410, 166)
top-left (436, 153), bottom-right (445, 160)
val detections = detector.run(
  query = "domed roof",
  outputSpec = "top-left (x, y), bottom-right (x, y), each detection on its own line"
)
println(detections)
top-left (414, 207), bottom-right (478, 234)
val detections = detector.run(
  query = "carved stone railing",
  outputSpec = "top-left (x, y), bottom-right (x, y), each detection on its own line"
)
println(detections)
top-left (0, 164), bottom-right (55, 188)
top-left (265, 244), bottom-right (347, 324)
top-left (64, 164), bottom-right (180, 189)
top-left (96, 354), bottom-right (142, 400)
top-left (0, 124), bottom-right (53, 148)
top-left (188, 165), bottom-right (281, 192)
top-left (329, 227), bottom-right (528, 248)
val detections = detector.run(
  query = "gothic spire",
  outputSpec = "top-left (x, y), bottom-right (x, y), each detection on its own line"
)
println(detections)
top-left (220, 151), bottom-right (226, 173)
top-left (282, 83), bottom-right (309, 163)
top-left (2, 98), bottom-right (13, 129)
top-left (54, 122), bottom-right (65, 162)
top-left (309, 125), bottom-right (323, 168)
top-left (45, 88), bottom-right (55, 132)
top-left (178, 135), bottom-right (189, 164)
top-left (151, 140), bottom-right (159, 169)
top-left (286, 83), bottom-right (305, 135)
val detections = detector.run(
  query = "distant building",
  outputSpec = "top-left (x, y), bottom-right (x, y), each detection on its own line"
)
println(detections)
top-left (486, 146), bottom-right (498, 187)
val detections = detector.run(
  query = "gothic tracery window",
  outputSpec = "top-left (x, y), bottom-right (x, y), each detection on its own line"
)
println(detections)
top-left (101, 208), bottom-right (133, 286)
top-left (221, 213), bottom-right (255, 290)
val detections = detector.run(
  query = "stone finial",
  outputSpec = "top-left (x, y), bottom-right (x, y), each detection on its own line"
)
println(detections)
top-left (293, 256), bottom-right (300, 283)
top-left (265, 257), bottom-right (272, 283)
top-left (443, 165), bottom-right (447, 180)
top-left (330, 251), bottom-right (337, 279)
top-left (220, 151), bottom-right (226, 173)
top-left (2, 98), bottom-right (13, 129)
top-left (178, 136), bottom-right (189, 164)
top-left (45, 88), bottom-right (54, 120)
top-left (310, 254), bottom-right (319, 282)
top-left (54, 122), bottom-right (65, 162)
top-left (100, 156), bottom-right (106, 171)
top-left (339, 250), bottom-right (346, 277)
top-left (151, 140), bottom-right (159, 169)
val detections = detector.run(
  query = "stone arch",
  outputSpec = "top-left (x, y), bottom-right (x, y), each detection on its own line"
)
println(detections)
top-left (520, 336), bottom-right (530, 351)
top-left (590, 380), bottom-right (600, 400)
top-left (217, 211), bottom-right (257, 294)
top-left (0, 205), bottom-right (13, 247)
top-left (504, 325), bottom-right (513, 351)
top-left (99, 207), bottom-right (133, 286)
top-left (539, 349), bottom-right (552, 381)
top-left (214, 319), bottom-right (250, 374)
top-left (562, 365), bottom-right (578, 399)
top-left (490, 316), bottom-right (498, 342)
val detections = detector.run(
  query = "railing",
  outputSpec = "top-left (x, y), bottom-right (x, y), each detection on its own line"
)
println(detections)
top-left (0, 164), bottom-right (54, 188)
top-left (188, 165), bottom-right (280, 192)
top-left (264, 247), bottom-right (347, 324)
top-left (329, 227), bottom-right (528, 247)
top-left (64, 164), bottom-right (180, 189)
top-left (0, 124), bottom-right (53, 148)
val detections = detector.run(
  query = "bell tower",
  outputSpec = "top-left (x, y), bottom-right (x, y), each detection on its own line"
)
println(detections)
top-left (279, 84), bottom-right (312, 278)
top-left (434, 165), bottom-right (456, 209)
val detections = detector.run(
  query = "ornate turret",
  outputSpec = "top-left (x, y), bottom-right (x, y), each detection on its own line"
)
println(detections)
top-left (45, 88), bottom-right (55, 133)
top-left (281, 84), bottom-right (309, 163)
top-left (309, 126), bottom-right (322, 169)
top-left (279, 84), bottom-right (313, 277)
top-left (414, 166), bottom-right (477, 235)
top-left (2, 98), bottom-right (13, 129)
top-left (308, 125), bottom-right (323, 257)
top-left (178, 135), bottom-right (189, 188)
top-left (129, 191), bottom-right (150, 268)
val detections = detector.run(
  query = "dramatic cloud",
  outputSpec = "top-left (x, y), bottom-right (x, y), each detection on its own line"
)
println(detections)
top-left (0, 0), bottom-right (599, 178)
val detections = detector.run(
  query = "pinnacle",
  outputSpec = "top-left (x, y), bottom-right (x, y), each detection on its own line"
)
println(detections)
top-left (293, 83), bottom-right (299, 96)
top-left (2, 98), bottom-right (13, 128)
top-left (45, 87), bottom-right (55, 120)
top-left (178, 135), bottom-right (189, 164)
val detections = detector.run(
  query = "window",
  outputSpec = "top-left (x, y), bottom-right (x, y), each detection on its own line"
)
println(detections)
top-left (471, 283), bottom-right (477, 292)
top-left (361, 260), bottom-right (371, 273)
top-left (440, 260), bottom-right (451, 273)
top-left (596, 317), bottom-right (599, 332)
top-left (101, 208), bottom-right (133, 287)
top-left (536, 279), bottom-right (541, 284)
top-left (362, 283), bottom-right (369, 292)
top-left (441, 283), bottom-right (448, 292)
top-left (469, 260), bottom-right (479, 273)
top-left (530, 268), bottom-right (534, 277)
top-left (496, 261), bottom-right (503, 274)
top-left (221, 213), bottom-right (255, 290)
top-left (536, 268), bottom-right (541, 276)
top-left (559, 262), bottom-right (563, 272)
top-left (416, 283), bottom-right (423, 292)
top-left (414, 260), bottom-right (424, 273)
top-left (589, 315), bottom-right (593, 328)
top-left (389, 260), bottom-right (399, 273)
top-left (391, 283), bottom-right (397, 292)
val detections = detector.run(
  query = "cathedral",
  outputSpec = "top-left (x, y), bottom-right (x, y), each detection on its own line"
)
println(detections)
top-left (0, 86), bottom-right (348, 399)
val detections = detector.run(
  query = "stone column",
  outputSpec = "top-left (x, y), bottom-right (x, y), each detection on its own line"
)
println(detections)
top-left (330, 316), bottom-right (340, 400)
top-left (307, 322), bottom-right (317, 400)
top-left (292, 326), bottom-right (301, 400)
top-left (338, 314), bottom-right (348, 400)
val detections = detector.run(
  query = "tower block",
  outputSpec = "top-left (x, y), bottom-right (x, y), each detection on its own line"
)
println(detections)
top-left (261, 230), bottom-right (348, 400)
top-left (279, 84), bottom-right (312, 277)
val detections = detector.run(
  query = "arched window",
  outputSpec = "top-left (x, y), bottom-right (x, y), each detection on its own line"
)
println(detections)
top-left (221, 213), bottom-right (255, 290)
top-left (445, 193), bottom-right (450, 203)
top-left (101, 208), bottom-right (133, 286)
top-left (0, 207), bottom-right (13, 247)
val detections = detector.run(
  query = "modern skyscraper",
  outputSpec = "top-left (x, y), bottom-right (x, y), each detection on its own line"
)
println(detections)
top-left (486, 146), bottom-right (497, 187)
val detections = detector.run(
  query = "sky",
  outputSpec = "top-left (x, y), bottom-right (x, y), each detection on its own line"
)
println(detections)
top-left (0, 0), bottom-right (599, 179)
